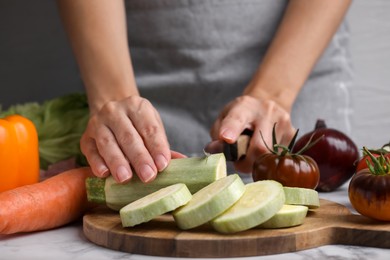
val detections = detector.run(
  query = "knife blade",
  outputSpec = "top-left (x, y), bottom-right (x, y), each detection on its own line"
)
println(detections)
top-left (204, 129), bottom-right (253, 161)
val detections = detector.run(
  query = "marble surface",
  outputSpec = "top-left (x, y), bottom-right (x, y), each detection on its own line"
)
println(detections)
top-left (1, 182), bottom-right (390, 260)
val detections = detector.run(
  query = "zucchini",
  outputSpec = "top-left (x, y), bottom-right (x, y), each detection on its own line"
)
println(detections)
top-left (86, 153), bottom-right (227, 211)
top-left (210, 180), bottom-right (285, 234)
top-left (173, 174), bottom-right (245, 230)
top-left (258, 204), bottom-right (308, 229)
top-left (283, 187), bottom-right (320, 209)
top-left (120, 183), bottom-right (192, 227)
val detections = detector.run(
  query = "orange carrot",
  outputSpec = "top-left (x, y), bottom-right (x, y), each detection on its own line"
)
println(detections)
top-left (0, 167), bottom-right (94, 235)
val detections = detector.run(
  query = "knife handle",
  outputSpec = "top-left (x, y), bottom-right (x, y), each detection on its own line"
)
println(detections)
top-left (223, 129), bottom-right (253, 161)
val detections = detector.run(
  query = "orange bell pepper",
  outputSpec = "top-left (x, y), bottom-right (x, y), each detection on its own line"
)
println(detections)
top-left (0, 115), bottom-right (39, 192)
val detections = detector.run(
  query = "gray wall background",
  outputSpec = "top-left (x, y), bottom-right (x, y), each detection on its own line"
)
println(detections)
top-left (1, 0), bottom-right (389, 150)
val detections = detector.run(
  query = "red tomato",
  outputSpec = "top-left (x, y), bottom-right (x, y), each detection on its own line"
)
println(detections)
top-left (348, 169), bottom-right (390, 221)
top-left (356, 153), bottom-right (390, 172)
top-left (252, 153), bottom-right (320, 189)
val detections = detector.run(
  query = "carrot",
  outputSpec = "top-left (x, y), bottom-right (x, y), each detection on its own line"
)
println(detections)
top-left (0, 167), bottom-right (94, 235)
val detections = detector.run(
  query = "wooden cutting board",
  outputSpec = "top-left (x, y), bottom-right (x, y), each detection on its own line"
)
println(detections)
top-left (83, 199), bottom-right (390, 258)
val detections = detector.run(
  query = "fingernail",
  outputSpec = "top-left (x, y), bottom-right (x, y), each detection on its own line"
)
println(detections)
top-left (140, 164), bottom-right (156, 183)
top-left (97, 165), bottom-right (109, 177)
top-left (155, 154), bottom-right (168, 171)
top-left (116, 166), bottom-right (132, 182)
top-left (222, 129), bottom-right (235, 142)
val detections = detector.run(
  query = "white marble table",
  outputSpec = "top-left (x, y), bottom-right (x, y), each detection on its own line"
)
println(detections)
top-left (1, 181), bottom-right (390, 260)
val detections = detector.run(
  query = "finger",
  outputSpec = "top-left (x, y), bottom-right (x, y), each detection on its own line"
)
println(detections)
top-left (98, 99), bottom-right (160, 183)
top-left (234, 118), bottom-right (294, 174)
top-left (209, 115), bottom-right (223, 141)
top-left (218, 108), bottom-right (253, 144)
top-left (130, 107), bottom-right (171, 173)
top-left (258, 121), bottom-right (276, 150)
top-left (92, 123), bottom-right (134, 183)
top-left (233, 127), bottom-right (268, 173)
top-left (106, 112), bottom-right (158, 183)
top-left (171, 150), bottom-right (187, 159)
top-left (80, 133), bottom-right (110, 178)
top-left (278, 119), bottom-right (296, 147)
top-left (209, 122), bottom-right (220, 141)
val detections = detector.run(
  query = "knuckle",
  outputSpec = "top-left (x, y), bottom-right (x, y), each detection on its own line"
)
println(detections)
top-left (149, 140), bottom-right (166, 155)
top-left (116, 129), bottom-right (136, 147)
top-left (264, 100), bottom-right (276, 112)
top-left (234, 95), bottom-right (247, 104)
top-left (95, 132), bottom-right (115, 148)
top-left (126, 96), bottom-right (152, 114)
top-left (100, 101), bottom-right (117, 115)
top-left (281, 113), bottom-right (291, 123)
top-left (131, 151), bottom-right (147, 164)
top-left (88, 116), bottom-right (98, 127)
top-left (125, 95), bottom-right (140, 104)
top-left (129, 149), bottom-right (152, 168)
top-left (87, 154), bottom-right (104, 169)
top-left (225, 113), bottom-right (245, 125)
top-left (85, 115), bottom-right (101, 130)
top-left (140, 124), bottom-right (160, 138)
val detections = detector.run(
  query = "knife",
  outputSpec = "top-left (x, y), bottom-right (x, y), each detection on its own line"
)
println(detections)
top-left (203, 129), bottom-right (253, 161)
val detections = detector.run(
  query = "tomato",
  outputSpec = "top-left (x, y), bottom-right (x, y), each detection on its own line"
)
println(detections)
top-left (252, 153), bottom-right (320, 189)
top-left (252, 124), bottom-right (321, 189)
top-left (348, 147), bottom-right (390, 221)
top-left (348, 169), bottom-right (390, 221)
top-left (356, 152), bottom-right (390, 172)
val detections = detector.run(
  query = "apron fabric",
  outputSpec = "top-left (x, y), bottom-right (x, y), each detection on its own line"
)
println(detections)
top-left (124, 0), bottom-right (353, 157)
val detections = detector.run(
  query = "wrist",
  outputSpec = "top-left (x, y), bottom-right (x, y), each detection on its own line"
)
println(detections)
top-left (86, 81), bottom-right (140, 115)
top-left (243, 80), bottom-right (297, 114)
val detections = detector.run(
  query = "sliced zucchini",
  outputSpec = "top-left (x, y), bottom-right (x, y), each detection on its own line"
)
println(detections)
top-left (120, 183), bottom-right (192, 227)
top-left (283, 186), bottom-right (320, 209)
top-left (258, 204), bottom-right (308, 229)
top-left (173, 174), bottom-right (245, 230)
top-left (210, 180), bottom-right (285, 233)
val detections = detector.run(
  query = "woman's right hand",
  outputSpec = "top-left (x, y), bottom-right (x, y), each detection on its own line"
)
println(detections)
top-left (80, 96), bottom-right (175, 184)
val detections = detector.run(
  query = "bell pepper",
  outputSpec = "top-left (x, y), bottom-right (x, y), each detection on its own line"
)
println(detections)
top-left (0, 115), bottom-right (39, 192)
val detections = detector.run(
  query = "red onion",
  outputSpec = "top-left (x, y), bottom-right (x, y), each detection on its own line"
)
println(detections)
top-left (292, 119), bottom-right (359, 192)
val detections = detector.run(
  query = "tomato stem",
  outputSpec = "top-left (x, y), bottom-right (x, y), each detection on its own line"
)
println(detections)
top-left (363, 142), bottom-right (390, 156)
top-left (287, 128), bottom-right (299, 151)
top-left (259, 127), bottom-right (277, 155)
top-left (274, 144), bottom-right (290, 156)
top-left (294, 133), bottom-right (324, 156)
top-left (363, 146), bottom-right (390, 175)
top-left (271, 123), bottom-right (278, 153)
top-left (259, 123), bottom-right (323, 157)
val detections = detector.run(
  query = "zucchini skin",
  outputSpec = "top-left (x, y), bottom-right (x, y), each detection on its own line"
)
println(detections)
top-left (86, 153), bottom-right (227, 211)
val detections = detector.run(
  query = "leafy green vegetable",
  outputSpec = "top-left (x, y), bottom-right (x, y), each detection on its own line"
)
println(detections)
top-left (0, 93), bottom-right (89, 169)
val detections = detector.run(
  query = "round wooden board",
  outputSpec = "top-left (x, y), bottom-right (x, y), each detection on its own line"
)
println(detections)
top-left (83, 199), bottom-right (390, 258)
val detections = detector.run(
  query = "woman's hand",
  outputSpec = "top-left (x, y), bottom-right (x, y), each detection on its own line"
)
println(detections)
top-left (80, 96), bottom-right (178, 184)
top-left (57, 1), bottom-right (182, 183)
top-left (211, 0), bottom-right (352, 174)
top-left (210, 95), bottom-right (295, 174)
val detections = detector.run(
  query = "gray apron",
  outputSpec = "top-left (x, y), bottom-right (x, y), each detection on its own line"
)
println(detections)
top-left (125, 0), bottom-right (353, 156)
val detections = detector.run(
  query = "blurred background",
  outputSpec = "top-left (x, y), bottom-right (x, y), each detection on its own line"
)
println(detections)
top-left (1, 0), bottom-right (389, 149)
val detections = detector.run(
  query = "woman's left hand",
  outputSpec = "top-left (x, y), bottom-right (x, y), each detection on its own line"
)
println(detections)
top-left (210, 95), bottom-right (296, 174)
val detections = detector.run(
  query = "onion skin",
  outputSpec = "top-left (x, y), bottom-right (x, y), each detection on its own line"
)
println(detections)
top-left (292, 120), bottom-right (359, 192)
